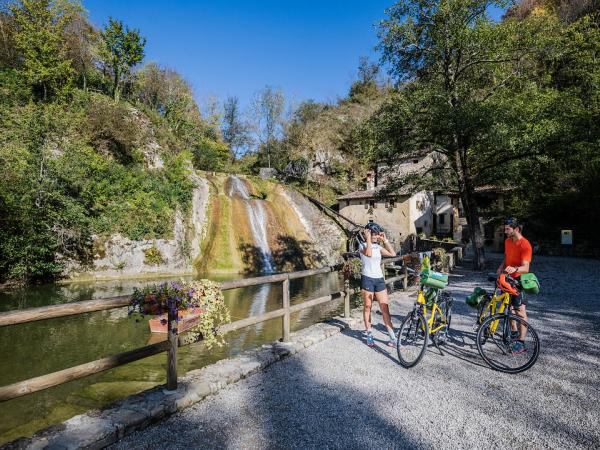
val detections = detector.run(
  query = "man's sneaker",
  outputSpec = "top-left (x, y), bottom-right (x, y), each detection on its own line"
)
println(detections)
top-left (366, 332), bottom-right (374, 347)
top-left (511, 341), bottom-right (526, 354)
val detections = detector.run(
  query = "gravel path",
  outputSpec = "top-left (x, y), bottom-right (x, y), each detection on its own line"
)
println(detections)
top-left (111, 254), bottom-right (600, 449)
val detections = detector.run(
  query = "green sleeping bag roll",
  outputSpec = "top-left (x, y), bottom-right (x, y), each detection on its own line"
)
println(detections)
top-left (421, 268), bottom-right (449, 284)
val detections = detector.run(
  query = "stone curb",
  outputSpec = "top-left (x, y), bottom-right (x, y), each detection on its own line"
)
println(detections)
top-left (3, 315), bottom-right (362, 450)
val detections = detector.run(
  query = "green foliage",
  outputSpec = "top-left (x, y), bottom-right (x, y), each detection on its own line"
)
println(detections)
top-left (100, 17), bottom-right (145, 100)
top-left (222, 95), bottom-right (250, 159)
top-left (0, 2), bottom-right (226, 284)
top-left (187, 279), bottom-right (230, 349)
top-left (0, 95), bottom-right (194, 283)
top-left (372, 0), bottom-right (600, 267)
top-left (341, 258), bottom-right (362, 281)
top-left (10, 0), bottom-right (80, 100)
top-left (135, 62), bottom-right (201, 141)
top-left (191, 136), bottom-right (230, 171)
top-left (143, 245), bottom-right (164, 265)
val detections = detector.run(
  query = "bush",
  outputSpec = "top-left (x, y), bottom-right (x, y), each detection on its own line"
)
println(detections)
top-left (144, 245), bottom-right (164, 265)
top-left (191, 136), bottom-right (230, 171)
top-left (0, 96), bottom-right (195, 283)
top-left (431, 247), bottom-right (448, 271)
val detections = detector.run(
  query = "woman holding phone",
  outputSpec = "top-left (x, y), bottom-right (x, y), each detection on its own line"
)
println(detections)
top-left (359, 222), bottom-right (397, 347)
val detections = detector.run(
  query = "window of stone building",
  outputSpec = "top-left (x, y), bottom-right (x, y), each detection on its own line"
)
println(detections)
top-left (369, 200), bottom-right (377, 209)
top-left (439, 214), bottom-right (445, 225)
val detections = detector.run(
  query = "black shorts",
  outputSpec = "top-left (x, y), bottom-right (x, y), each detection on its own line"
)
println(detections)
top-left (361, 275), bottom-right (386, 293)
top-left (510, 280), bottom-right (527, 308)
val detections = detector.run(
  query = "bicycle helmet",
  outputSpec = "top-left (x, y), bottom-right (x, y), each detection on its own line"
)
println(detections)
top-left (504, 217), bottom-right (521, 229)
top-left (364, 221), bottom-right (384, 234)
top-left (497, 273), bottom-right (519, 296)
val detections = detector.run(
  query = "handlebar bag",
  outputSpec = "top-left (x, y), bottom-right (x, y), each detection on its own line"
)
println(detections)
top-left (466, 287), bottom-right (486, 308)
top-left (520, 273), bottom-right (540, 294)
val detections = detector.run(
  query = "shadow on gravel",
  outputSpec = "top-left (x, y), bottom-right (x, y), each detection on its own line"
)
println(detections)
top-left (144, 354), bottom-right (423, 450)
top-left (341, 327), bottom-right (399, 364)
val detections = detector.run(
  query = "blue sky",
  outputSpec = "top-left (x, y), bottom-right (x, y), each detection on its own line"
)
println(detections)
top-left (84, 1), bottom-right (505, 111)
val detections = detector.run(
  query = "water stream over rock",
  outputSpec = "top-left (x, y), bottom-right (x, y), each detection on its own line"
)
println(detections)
top-left (228, 176), bottom-right (274, 273)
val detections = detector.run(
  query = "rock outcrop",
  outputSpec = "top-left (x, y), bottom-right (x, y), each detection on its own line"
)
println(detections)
top-left (280, 188), bottom-right (345, 267)
top-left (65, 172), bottom-right (210, 281)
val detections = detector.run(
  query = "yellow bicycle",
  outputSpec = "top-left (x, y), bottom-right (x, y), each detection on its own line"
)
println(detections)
top-left (396, 267), bottom-right (453, 368)
top-left (468, 274), bottom-right (540, 373)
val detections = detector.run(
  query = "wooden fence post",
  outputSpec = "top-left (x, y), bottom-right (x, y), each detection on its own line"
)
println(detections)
top-left (282, 277), bottom-right (290, 342)
top-left (344, 279), bottom-right (351, 318)
top-left (403, 265), bottom-right (408, 291)
top-left (166, 305), bottom-right (178, 391)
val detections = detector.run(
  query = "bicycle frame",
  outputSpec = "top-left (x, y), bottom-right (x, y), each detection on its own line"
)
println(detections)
top-left (416, 288), bottom-right (448, 334)
top-left (478, 289), bottom-right (511, 334)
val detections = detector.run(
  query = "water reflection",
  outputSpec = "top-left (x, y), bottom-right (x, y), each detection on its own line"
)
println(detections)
top-left (0, 271), bottom-right (348, 445)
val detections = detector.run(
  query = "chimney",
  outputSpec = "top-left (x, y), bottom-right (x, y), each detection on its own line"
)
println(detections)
top-left (366, 171), bottom-right (375, 190)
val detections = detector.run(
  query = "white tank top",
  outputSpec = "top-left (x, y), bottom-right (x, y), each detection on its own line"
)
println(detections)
top-left (359, 243), bottom-right (383, 279)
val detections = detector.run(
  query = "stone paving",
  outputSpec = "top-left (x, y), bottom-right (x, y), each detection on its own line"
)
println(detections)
top-left (109, 254), bottom-right (600, 450)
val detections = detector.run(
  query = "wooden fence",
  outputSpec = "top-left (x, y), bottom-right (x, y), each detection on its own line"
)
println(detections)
top-left (0, 257), bottom-right (407, 403)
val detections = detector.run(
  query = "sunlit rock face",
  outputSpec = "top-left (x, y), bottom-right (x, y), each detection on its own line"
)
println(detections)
top-left (198, 174), bottom-right (345, 275)
top-left (67, 172), bottom-right (343, 280)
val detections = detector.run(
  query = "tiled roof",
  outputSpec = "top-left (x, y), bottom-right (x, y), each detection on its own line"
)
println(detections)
top-left (337, 185), bottom-right (413, 200)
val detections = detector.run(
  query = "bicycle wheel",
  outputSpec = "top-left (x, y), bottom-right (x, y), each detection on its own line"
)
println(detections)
top-left (397, 311), bottom-right (428, 368)
top-left (476, 313), bottom-right (540, 374)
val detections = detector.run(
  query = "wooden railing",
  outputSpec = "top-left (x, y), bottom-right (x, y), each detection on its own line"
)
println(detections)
top-left (0, 257), bottom-right (407, 403)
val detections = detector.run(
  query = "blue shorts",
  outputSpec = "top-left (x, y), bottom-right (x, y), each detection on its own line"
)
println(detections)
top-left (361, 275), bottom-right (386, 293)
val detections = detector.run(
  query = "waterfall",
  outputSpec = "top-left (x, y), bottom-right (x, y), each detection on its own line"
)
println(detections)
top-left (228, 176), bottom-right (274, 273)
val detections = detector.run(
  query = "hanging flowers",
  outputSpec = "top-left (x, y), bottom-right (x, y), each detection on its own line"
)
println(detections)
top-left (129, 280), bottom-right (230, 349)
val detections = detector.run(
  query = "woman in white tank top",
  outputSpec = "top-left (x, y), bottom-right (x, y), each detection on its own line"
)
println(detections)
top-left (359, 223), bottom-right (397, 347)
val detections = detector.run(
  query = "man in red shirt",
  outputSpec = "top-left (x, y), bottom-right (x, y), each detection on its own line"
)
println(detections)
top-left (497, 217), bottom-right (532, 354)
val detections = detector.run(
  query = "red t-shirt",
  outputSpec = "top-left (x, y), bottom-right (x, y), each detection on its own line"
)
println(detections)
top-left (504, 237), bottom-right (532, 278)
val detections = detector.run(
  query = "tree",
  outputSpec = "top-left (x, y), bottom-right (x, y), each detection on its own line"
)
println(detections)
top-left (10, 0), bottom-right (80, 100)
top-left (63, 10), bottom-right (97, 91)
top-left (376, 0), bottom-right (550, 269)
top-left (222, 95), bottom-right (250, 161)
top-left (348, 56), bottom-right (381, 101)
top-left (100, 17), bottom-right (145, 101)
top-left (249, 85), bottom-right (285, 168)
top-left (0, 3), bottom-right (17, 68)
top-left (200, 94), bottom-right (222, 140)
top-left (136, 62), bottom-right (202, 143)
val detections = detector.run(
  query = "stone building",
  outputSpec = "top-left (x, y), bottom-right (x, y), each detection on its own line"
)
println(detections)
top-left (337, 156), bottom-right (460, 249)
top-left (337, 155), bottom-right (506, 251)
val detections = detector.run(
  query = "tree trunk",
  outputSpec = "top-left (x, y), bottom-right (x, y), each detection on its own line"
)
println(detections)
top-left (463, 197), bottom-right (486, 271)
top-left (113, 68), bottom-right (119, 101)
top-left (454, 149), bottom-right (486, 271)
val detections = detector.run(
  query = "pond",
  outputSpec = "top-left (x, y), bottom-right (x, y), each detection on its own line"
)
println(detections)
top-left (0, 271), bottom-right (352, 445)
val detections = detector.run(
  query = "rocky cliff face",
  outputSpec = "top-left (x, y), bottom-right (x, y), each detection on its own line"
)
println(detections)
top-left (65, 173), bottom-right (210, 281)
top-left (280, 188), bottom-right (345, 267)
top-left (65, 173), bottom-right (344, 280)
